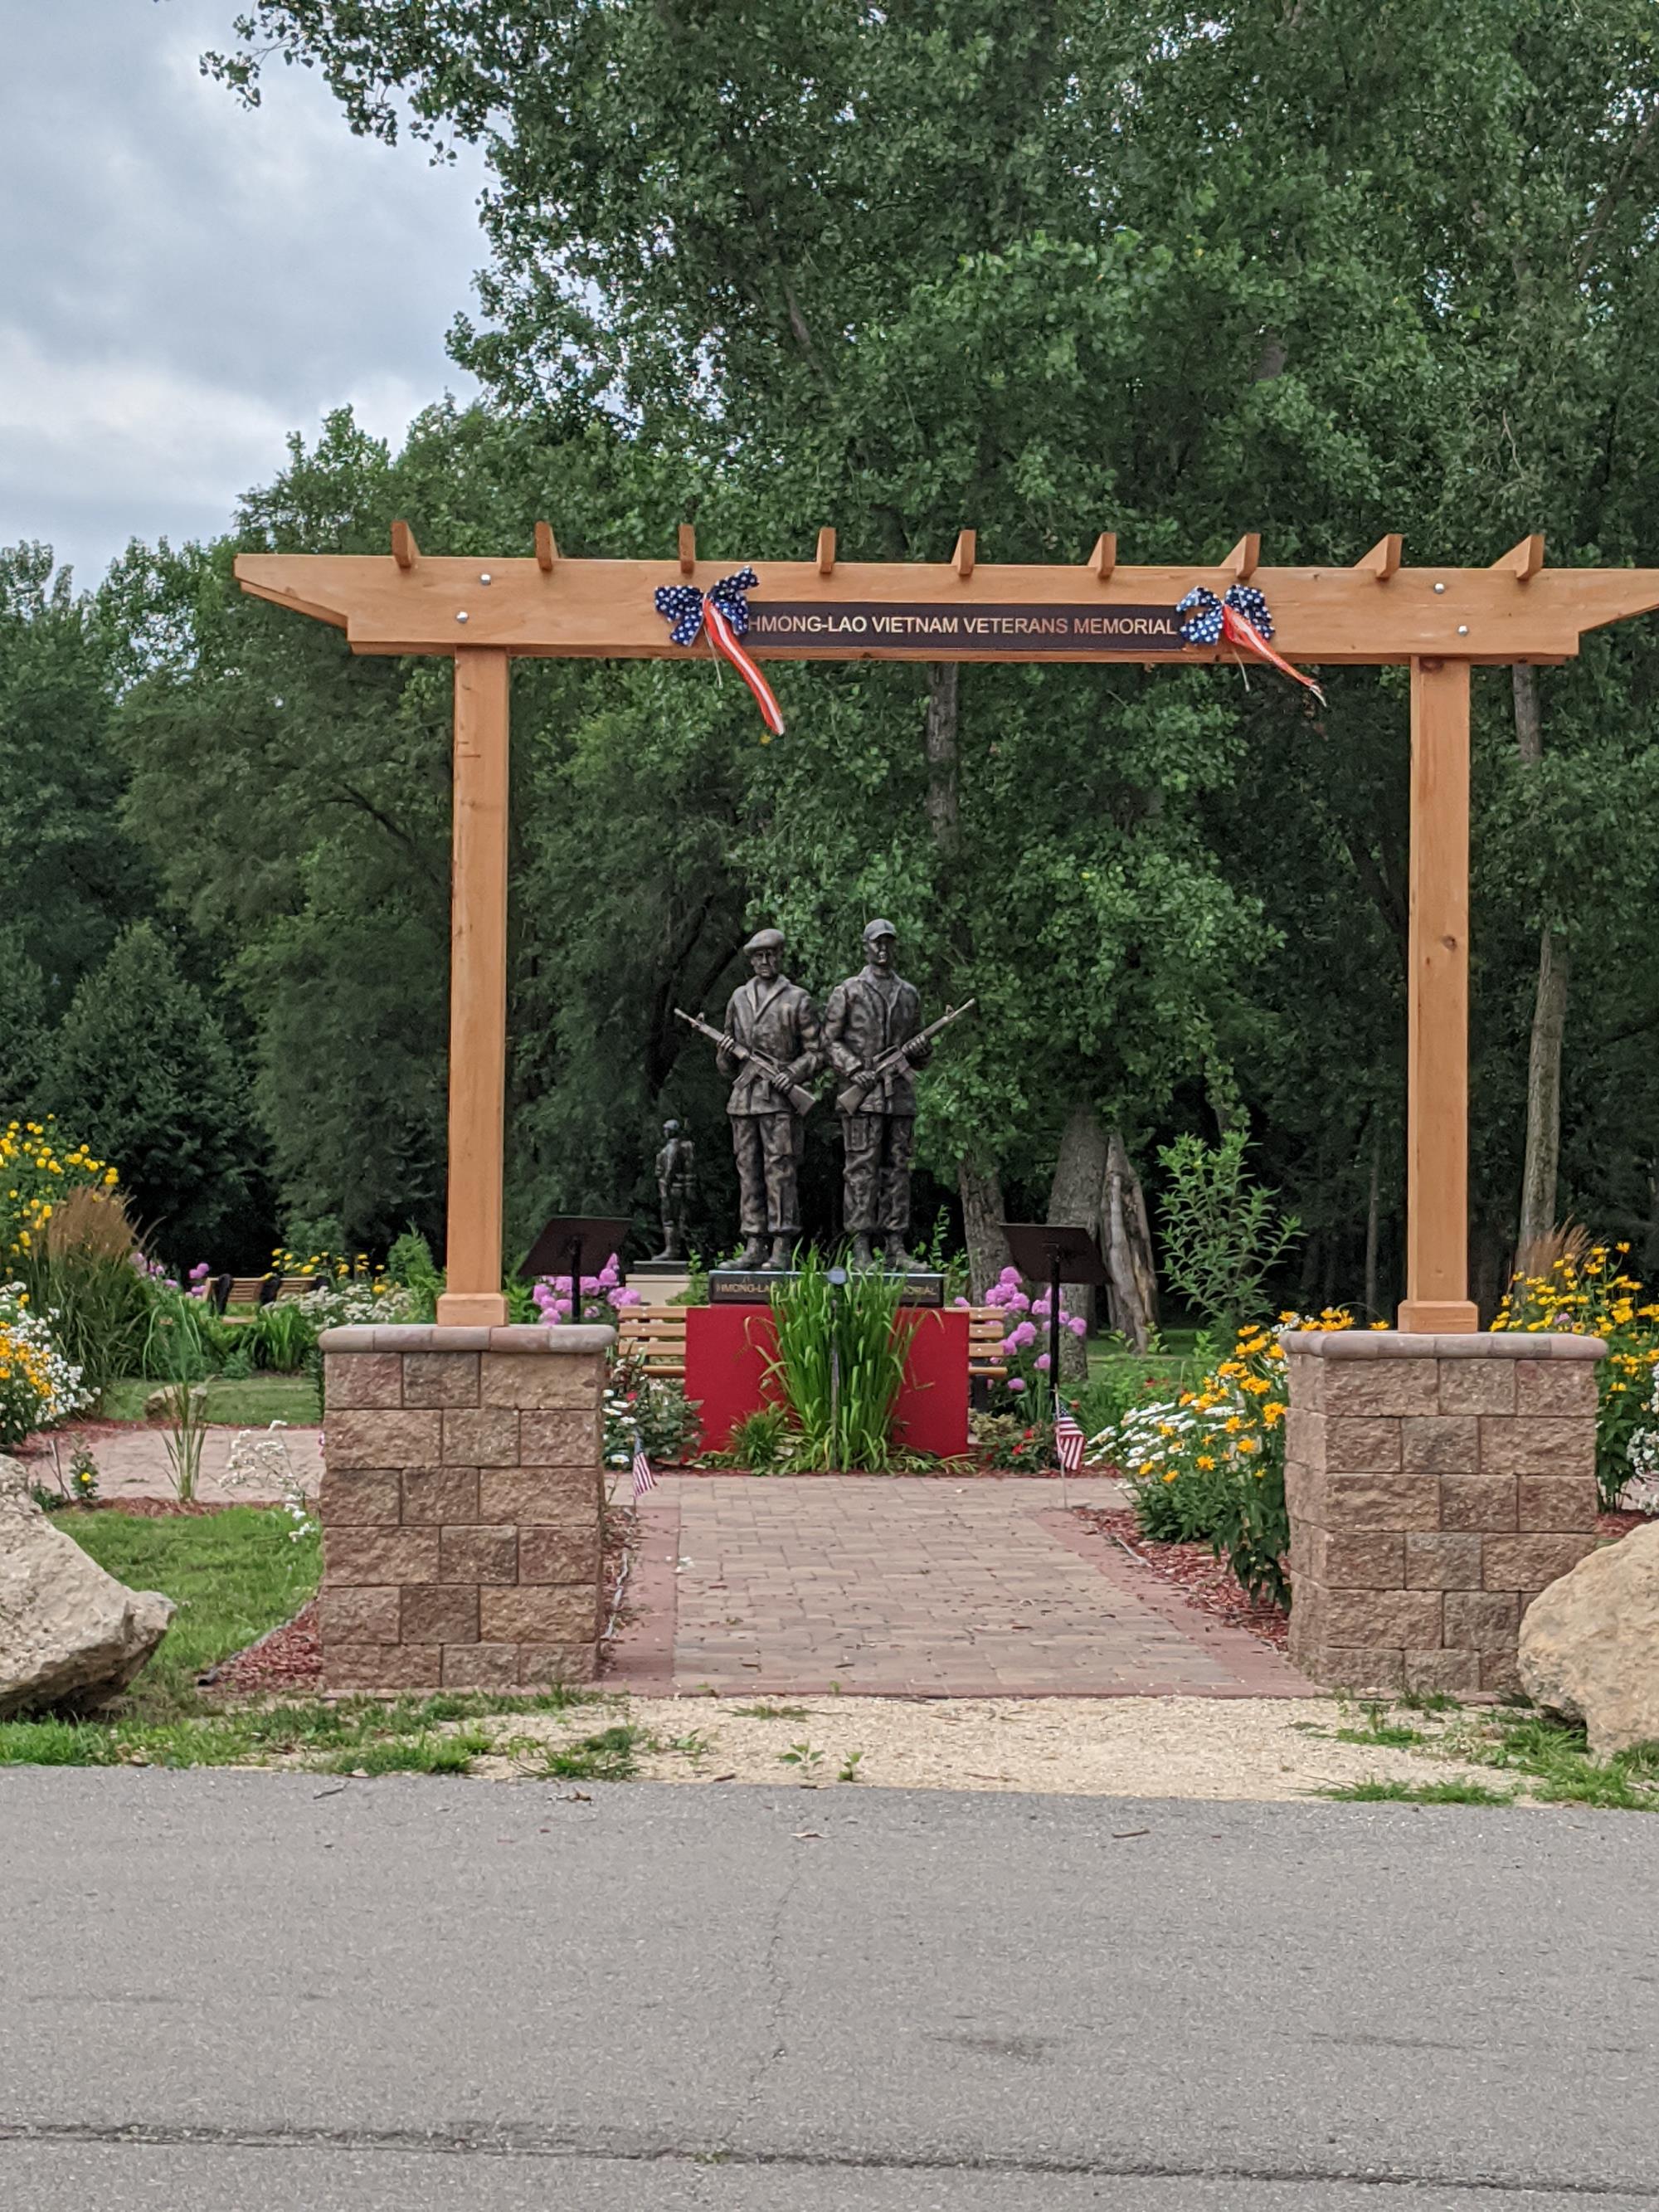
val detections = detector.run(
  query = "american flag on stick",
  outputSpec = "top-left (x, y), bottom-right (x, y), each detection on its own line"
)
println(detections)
top-left (1054, 1399), bottom-right (1085, 1477)
top-left (632, 1427), bottom-right (658, 1499)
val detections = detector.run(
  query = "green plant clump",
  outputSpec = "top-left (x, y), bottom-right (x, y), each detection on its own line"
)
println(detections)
top-left (766, 1247), bottom-right (918, 1471)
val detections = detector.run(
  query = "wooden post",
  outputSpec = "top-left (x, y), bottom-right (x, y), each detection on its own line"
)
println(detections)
top-left (1398, 656), bottom-right (1479, 1333)
top-left (435, 649), bottom-right (512, 1327)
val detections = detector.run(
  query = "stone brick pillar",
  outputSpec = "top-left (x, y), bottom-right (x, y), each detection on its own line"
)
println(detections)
top-left (1284, 1332), bottom-right (1604, 1696)
top-left (316, 1323), bottom-right (611, 1693)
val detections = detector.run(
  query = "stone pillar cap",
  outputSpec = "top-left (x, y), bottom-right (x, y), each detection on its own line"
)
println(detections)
top-left (319, 1323), bottom-right (615, 1354)
top-left (1278, 1330), bottom-right (1606, 1360)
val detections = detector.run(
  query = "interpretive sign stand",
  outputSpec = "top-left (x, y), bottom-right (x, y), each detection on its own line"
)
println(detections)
top-left (520, 1214), bottom-right (632, 1325)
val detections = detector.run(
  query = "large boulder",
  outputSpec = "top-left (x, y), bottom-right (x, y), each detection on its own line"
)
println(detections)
top-left (0, 1458), bottom-right (174, 1715)
top-left (1519, 1522), bottom-right (1659, 1756)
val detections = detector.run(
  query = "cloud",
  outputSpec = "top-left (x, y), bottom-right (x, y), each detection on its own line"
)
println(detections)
top-left (0, 0), bottom-right (491, 583)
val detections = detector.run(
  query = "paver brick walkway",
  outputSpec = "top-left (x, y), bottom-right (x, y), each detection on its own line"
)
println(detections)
top-left (16, 1421), bottom-right (322, 1506)
top-left (608, 1476), bottom-right (1312, 1698)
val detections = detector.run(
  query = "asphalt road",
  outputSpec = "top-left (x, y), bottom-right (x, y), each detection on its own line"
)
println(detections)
top-left (1, 1771), bottom-right (1655, 2210)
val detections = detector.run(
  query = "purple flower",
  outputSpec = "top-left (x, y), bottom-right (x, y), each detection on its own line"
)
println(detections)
top-left (1034, 1352), bottom-right (1052, 1372)
top-left (999, 1265), bottom-right (1021, 1285)
top-left (1011, 1320), bottom-right (1038, 1350)
top-left (999, 1335), bottom-right (1019, 1357)
top-left (1031, 1297), bottom-right (1051, 1321)
top-left (189, 1261), bottom-right (211, 1281)
top-left (1068, 1314), bottom-right (1088, 1339)
top-left (1006, 1376), bottom-right (1027, 1394)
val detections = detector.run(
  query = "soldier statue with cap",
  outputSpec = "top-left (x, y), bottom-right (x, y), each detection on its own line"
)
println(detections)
top-left (710, 928), bottom-right (821, 1270)
top-left (822, 918), bottom-right (934, 1269)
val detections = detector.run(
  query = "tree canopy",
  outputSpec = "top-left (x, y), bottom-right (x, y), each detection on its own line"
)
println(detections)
top-left (8, 2), bottom-right (1659, 1298)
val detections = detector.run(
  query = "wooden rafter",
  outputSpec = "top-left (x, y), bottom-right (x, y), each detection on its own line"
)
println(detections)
top-left (1089, 532), bottom-right (1117, 582)
top-left (677, 524), bottom-right (697, 576)
top-left (952, 529), bottom-right (976, 581)
top-left (1358, 534), bottom-right (1403, 582)
top-left (391, 519), bottom-right (419, 570)
top-left (534, 521), bottom-right (557, 573)
top-left (816, 528), bottom-right (836, 577)
top-left (1226, 533), bottom-right (1261, 582)
top-left (1493, 533), bottom-right (1546, 582)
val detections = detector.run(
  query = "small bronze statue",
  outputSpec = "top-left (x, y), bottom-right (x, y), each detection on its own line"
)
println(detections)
top-left (823, 918), bottom-right (971, 1269)
top-left (649, 1118), bottom-right (695, 1262)
top-left (676, 927), bottom-right (820, 1270)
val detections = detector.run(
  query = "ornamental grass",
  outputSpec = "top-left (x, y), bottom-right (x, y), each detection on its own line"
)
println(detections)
top-left (766, 1248), bottom-right (920, 1472)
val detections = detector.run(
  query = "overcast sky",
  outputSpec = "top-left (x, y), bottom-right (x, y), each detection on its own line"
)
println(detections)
top-left (1, 0), bottom-right (490, 587)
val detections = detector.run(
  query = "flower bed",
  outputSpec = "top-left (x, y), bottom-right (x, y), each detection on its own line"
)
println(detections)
top-left (0, 1280), bottom-right (92, 1449)
top-left (1494, 1245), bottom-right (1659, 1508)
top-left (1088, 1309), bottom-right (1362, 1609)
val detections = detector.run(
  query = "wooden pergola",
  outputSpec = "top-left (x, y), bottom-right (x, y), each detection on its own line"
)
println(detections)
top-left (235, 525), bottom-right (1659, 1331)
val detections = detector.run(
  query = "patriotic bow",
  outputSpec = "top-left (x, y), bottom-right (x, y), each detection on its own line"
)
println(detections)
top-left (654, 567), bottom-right (786, 739)
top-left (1176, 583), bottom-right (1326, 704)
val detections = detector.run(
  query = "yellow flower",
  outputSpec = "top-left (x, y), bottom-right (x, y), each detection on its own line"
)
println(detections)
top-left (1196, 1454), bottom-right (1216, 1470)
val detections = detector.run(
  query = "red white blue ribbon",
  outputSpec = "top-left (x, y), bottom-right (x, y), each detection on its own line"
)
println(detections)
top-left (654, 568), bottom-right (786, 738)
top-left (1177, 583), bottom-right (1326, 704)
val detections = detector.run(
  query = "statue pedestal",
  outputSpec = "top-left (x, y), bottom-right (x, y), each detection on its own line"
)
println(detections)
top-left (686, 1303), bottom-right (967, 1459)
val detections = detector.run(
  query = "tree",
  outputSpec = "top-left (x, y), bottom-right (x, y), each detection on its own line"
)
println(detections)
top-left (38, 923), bottom-right (253, 1262)
top-left (0, 542), bottom-right (153, 1009)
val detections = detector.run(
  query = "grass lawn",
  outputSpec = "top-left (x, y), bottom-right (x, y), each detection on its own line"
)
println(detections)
top-left (0, 1507), bottom-right (615, 1774)
top-left (97, 1374), bottom-right (319, 1425)
top-left (49, 1506), bottom-right (322, 1717)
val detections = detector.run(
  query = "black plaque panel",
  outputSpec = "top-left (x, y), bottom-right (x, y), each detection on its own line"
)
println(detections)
top-left (746, 602), bottom-right (1186, 656)
top-left (708, 1268), bottom-right (946, 1308)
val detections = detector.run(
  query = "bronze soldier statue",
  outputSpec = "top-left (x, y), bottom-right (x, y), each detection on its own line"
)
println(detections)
top-left (822, 918), bottom-right (932, 1269)
top-left (713, 928), bottom-right (820, 1270)
top-left (649, 1118), bottom-right (695, 1262)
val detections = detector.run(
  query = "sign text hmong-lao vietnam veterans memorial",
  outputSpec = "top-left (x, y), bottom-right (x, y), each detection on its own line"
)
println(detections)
top-left (744, 601), bottom-right (1185, 654)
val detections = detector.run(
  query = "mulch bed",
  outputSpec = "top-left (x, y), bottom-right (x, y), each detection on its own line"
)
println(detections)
top-left (201, 1601), bottom-right (322, 1695)
top-left (1598, 1509), bottom-right (1649, 1542)
top-left (1073, 1505), bottom-right (1291, 1650)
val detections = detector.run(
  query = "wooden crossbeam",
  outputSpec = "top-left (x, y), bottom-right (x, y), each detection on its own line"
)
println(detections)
top-left (678, 524), bottom-right (697, 576)
top-left (235, 551), bottom-right (1659, 664)
top-left (1226, 533), bottom-right (1261, 582)
top-left (1089, 532), bottom-right (1117, 582)
top-left (952, 529), bottom-right (976, 581)
top-left (816, 527), bottom-right (836, 577)
top-left (391, 519), bottom-right (419, 570)
top-left (1358, 534), bottom-right (1403, 581)
top-left (534, 522), bottom-right (557, 573)
top-left (1493, 533), bottom-right (1545, 582)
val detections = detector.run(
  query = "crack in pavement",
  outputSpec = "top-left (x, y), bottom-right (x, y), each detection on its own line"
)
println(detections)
top-left (2, 2122), bottom-right (1656, 2198)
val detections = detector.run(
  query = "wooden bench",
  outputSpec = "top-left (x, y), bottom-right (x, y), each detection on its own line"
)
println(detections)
top-left (617, 1304), bottom-right (1008, 1381)
top-left (225, 1274), bottom-right (322, 1308)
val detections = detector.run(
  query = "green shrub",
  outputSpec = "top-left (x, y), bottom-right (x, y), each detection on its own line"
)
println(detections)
top-left (245, 1298), bottom-right (318, 1374)
top-left (1156, 1129), bottom-right (1301, 1337)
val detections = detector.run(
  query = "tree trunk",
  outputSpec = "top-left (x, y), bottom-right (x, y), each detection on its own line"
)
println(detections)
top-left (1364, 1123), bottom-right (1382, 1319)
top-left (1046, 1105), bottom-right (1108, 1379)
top-left (924, 662), bottom-right (961, 858)
top-left (959, 1160), bottom-right (1013, 1302)
top-left (1512, 664), bottom-right (1569, 1258)
top-left (1518, 928), bottom-right (1569, 1258)
top-left (1103, 1129), bottom-right (1158, 1352)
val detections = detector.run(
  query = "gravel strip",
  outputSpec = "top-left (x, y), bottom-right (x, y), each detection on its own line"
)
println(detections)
top-left (470, 1693), bottom-right (1496, 1802)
